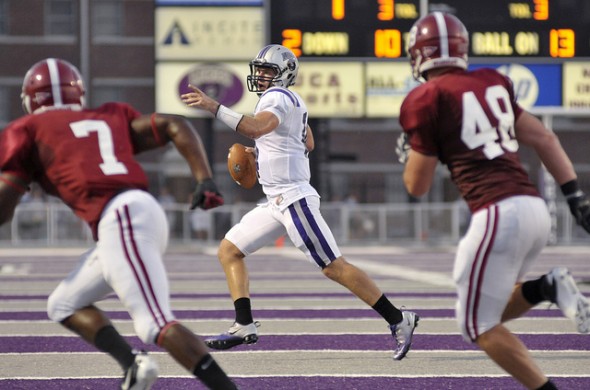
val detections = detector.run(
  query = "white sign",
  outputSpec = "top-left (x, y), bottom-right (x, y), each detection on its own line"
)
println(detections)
top-left (156, 62), bottom-right (260, 117)
top-left (155, 7), bottom-right (263, 60)
top-left (291, 62), bottom-right (365, 118)
top-left (365, 62), bottom-right (417, 118)
top-left (563, 62), bottom-right (590, 109)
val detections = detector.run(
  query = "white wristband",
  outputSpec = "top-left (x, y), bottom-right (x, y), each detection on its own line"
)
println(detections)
top-left (216, 105), bottom-right (243, 131)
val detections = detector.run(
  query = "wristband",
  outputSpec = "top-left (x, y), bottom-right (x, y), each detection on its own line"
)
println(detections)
top-left (560, 179), bottom-right (584, 199)
top-left (216, 105), bottom-right (243, 131)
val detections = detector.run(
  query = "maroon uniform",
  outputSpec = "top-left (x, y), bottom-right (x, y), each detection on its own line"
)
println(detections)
top-left (400, 68), bottom-right (540, 212)
top-left (0, 102), bottom-right (148, 239)
top-left (0, 58), bottom-right (236, 388)
top-left (399, 13), bottom-right (590, 390)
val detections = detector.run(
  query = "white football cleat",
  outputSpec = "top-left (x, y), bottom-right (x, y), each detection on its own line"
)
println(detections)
top-left (546, 267), bottom-right (590, 334)
top-left (120, 351), bottom-right (159, 390)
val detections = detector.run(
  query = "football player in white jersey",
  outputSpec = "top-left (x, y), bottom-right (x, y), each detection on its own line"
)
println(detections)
top-left (181, 44), bottom-right (418, 361)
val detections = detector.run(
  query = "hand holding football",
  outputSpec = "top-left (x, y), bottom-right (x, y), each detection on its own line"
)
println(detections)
top-left (227, 143), bottom-right (257, 189)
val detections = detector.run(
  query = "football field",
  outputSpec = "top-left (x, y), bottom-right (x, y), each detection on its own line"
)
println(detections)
top-left (0, 245), bottom-right (589, 389)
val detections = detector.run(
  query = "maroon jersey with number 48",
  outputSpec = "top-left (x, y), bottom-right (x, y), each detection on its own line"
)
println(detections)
top-left (400, 68), bottom-right (540, 212)
top-left (0, 102), bottom-right (149, 238)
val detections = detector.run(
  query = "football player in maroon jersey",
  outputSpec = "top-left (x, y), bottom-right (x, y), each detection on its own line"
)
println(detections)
top-left (0, 58), bottom-right (234, 390)
top-left (397, 12), bottom-right (590, 390)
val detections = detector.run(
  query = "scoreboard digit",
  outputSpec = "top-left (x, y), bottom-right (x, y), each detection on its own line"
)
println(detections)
top-left (268, 0), bottom-right (419, 58)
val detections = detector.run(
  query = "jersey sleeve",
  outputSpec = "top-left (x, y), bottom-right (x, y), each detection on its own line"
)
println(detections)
top-left (399, 84), bottom-right (440, 157)
top-left (500, 72), bottom-right (524, 120)
top-left (101, 102), bottom-right (141, 126)
top-left (256, 88), bottom-right (296, 125)
top-left (98, 102), bottom-right (143, 153)
top-left (0, 118), bottom-right (35, 183)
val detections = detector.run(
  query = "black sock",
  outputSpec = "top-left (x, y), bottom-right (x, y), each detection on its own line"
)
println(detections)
top-left (193, 354), bottom-right (238, 390)
top-left (234, 297), bottom-right (253, 325)
top-left (536, 379), bottom-right (558, 390)
top-left (94, 325), bottom-right (135, 370)
top-left (522, 274), bottom-right (555, 305)
top-left (371, 294), bottom-right (403, 325)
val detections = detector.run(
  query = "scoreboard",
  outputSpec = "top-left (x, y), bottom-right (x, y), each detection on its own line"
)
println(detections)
top-left (268, 0), bottom-right (419, 58)
top-left (268, 0), bottom-right (590, 59)
top-left (449, 0), bottom-right (585, 58)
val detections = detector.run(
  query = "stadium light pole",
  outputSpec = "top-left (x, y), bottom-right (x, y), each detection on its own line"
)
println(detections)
top-left (79, 0), bottom-right (90, 104)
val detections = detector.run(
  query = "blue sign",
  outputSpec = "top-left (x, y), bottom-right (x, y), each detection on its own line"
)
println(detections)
top-left (469, 63), bottom-right (562, 108)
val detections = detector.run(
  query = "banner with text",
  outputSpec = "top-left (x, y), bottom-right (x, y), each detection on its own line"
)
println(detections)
top-left (365, 62), bottom-right (417, 117)
top-left (156, 62), bottom-right (259, 117)
top-left (155, 7), bottom-right (263, 60)
top-left (290, 62), bottom-right (364, 118)
top-left (563, 62), bottom-right (590, 109)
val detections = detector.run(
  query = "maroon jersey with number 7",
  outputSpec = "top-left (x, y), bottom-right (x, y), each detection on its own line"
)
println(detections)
top-left (0, 102), bottom-right (149, 238)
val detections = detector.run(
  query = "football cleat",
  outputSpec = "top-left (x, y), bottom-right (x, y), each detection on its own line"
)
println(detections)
top-left (545, 267), bottom-right (590, 333)
top-left (205, 321), bottom-right (260, 350)
top-left (390, 311), bottom-right (419, 361)
top-left (120, 350), bottom-right (159, 390)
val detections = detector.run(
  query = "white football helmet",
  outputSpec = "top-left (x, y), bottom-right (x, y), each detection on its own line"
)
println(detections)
top-left (246, 44), bottom-right (299, 94)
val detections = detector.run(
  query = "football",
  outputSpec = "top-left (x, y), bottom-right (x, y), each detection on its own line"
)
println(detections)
top-left (227, 143), bottom-right (257, 189)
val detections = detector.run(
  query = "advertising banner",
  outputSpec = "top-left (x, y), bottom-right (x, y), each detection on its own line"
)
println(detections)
top-left (290, 62), bottom-right (364, 118)
top-left (156, 62), bottom-right (259, 117)
top-left (155, 7), bottom-right (263, 60)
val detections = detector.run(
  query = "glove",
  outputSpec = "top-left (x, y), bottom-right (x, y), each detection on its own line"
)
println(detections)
top-left (395, 132), bottom-right (411, 164)
top-left (190, 178), bottom-right (224, 210)
top-left (566, 192), bottom-right (590, 234)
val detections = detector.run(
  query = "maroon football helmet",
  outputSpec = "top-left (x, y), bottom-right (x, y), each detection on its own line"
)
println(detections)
top-left (21, 58), bottom-right (86, 114)
top-left (407, 12), bottom-right (469, 80)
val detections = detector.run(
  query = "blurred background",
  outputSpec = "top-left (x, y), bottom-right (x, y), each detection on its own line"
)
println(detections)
top-left (1, 0), bottom-right (589, 246)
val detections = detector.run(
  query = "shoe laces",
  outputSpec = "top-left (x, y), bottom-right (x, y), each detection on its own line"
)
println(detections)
top-left (229, 320), bottom-right (261, 334)
top-left (390, 321), bottom-right (405, 345)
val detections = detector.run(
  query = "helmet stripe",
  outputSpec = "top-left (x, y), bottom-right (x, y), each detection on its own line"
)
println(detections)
top-left (257, 44), bottom-right (273, 59)
top-left (433, 12), bottom-right (449, 58)
top-left (46, 58), bottom-right (63, 106)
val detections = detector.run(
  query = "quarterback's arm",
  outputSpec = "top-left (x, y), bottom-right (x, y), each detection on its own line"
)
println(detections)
top-left (515, 111), bottom-right (576, 185)
top-left (131, 113), bottom-right (213, 183)
top-left (0, 173), bottom-right (29, 225)
top-left (403, 150), bottom-right (438, 197)
top-left (236, 110), bottom-right (279, 139)
top-left (180, 84), bottom-right (278, 139)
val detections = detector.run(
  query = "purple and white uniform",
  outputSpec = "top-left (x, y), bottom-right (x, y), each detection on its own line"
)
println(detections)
top-left (226, 87), bottom-right (341, 267)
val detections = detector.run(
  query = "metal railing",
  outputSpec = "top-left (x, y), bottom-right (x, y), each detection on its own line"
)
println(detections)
top-left (1, 200), bottom-right (585, 247)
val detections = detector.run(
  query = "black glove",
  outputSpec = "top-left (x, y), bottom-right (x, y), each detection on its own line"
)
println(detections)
top-left (561, 180), bottom-right (590, 234)
top-left (566, 193), bottom-right (590, 234)
top-left (190, 178), bottom-right (224, 210)
top-left (395, 132), bottom-right (410, 164)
